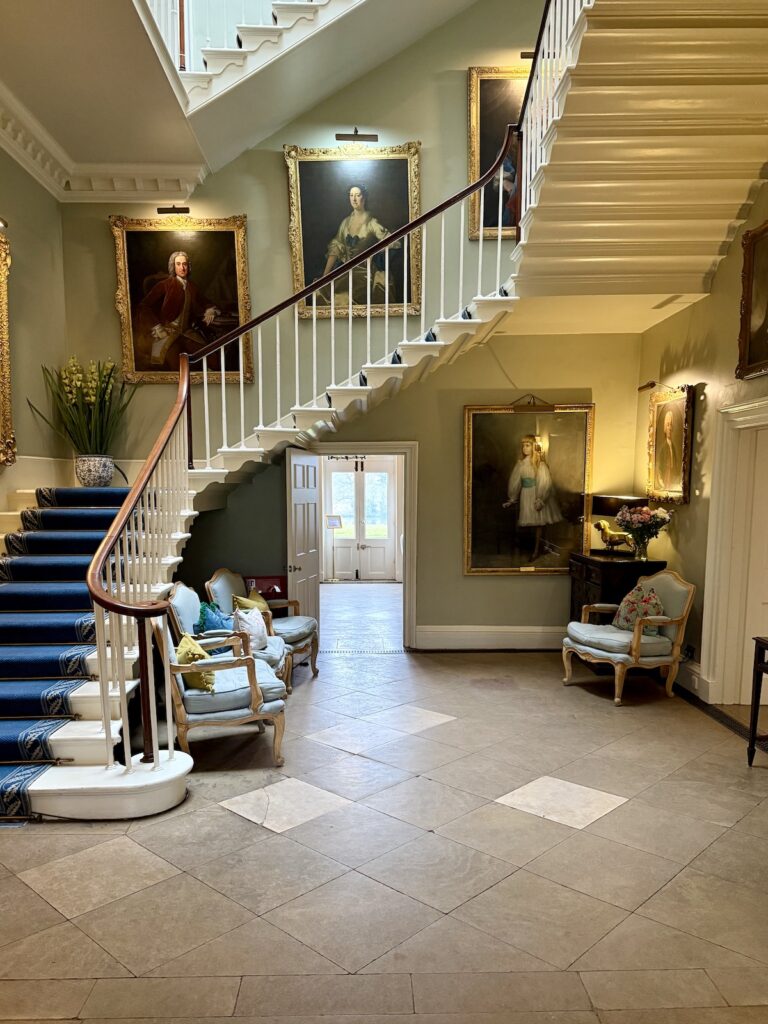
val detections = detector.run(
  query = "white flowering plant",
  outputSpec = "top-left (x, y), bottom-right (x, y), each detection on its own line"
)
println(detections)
top-left (615, 504), bottom-right (672, 556)
top-left (29, 357), bottom-right (139, 463)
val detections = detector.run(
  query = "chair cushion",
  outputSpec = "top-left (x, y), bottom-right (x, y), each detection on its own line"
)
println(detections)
top-left (612, 584), bottom-right (664, 636)
top-left (194, 602), bottom-right (233, 635)
top-left (247, 588), bottom-right (271, 613)
top-left (272, 615), bottom-right (318, 645)
top-left (233, 606), bottom-right (268, 651)
top-left (181, 661), bottom-right (287, 714)
top-left (169, 584), bottom-right (202, 636)
top-left (567, 621), bottom-right (672, 657)
top-left (251, 635), bottom-right (287, 672)
top-left (176, 634), bottom-right (214, 691)
top-left (234, 594), bottom-right (267, 613)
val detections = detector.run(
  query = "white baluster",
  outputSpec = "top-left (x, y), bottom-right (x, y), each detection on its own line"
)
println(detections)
top-left (294, 303), bottom-right (300, 413)
top-left (384, 246), bottom-right (390, 358)
top-left (275, 317), bottom-right (282, 423)
top-left (458, 201), bottom-right (465, 315)
top-left (366, 257), bottom-right (372, 365)
top-left (312, 291), bottom-right (318, 402)
top-left (159, 615), bottom-right (175, 758)
top-left (440, 211), bottom-right (446, 320)
top-left (420, 223), bottom-right (427, 338)
top-left (402, 233), bottom-right (409, 342)
top-left (496, 157), bottom-right (505, 293)
top-left (238, 336), bottom-right (245, 446)
top-left (143, 619), bottom-right (161, 769)
top-left (477, 186), bottom-right (485, 297)
top-left (257, 326), bottom-right (264, 427)
top-left (330, 284), bottom-right (336, 386)
top-left (220, 344), bottom-right (228, 450)
top-left (93, 611), bottom-right (115, 769)
top-left (347, 269), bottom-right (353, 381)
top-left (203, 355), bottom-right (211, 467)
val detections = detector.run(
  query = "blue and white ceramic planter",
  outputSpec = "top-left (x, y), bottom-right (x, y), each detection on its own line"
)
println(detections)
top-left (75, 455), bottom-right (114, 487)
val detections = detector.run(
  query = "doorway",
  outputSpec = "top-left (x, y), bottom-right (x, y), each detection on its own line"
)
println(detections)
top-left (318, 451), bottom-right (406, 652)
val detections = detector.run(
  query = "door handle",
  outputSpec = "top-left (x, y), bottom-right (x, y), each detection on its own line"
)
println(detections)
top-left (360, 544), bottom-right (367, 549)
top-left (288, 564), bottom-right (303, 572)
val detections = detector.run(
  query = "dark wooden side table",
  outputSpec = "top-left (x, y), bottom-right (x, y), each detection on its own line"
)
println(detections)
top-left (569, 552), bottom-right (667, 624)
top-left (747, 637), bottom-right (768, 766)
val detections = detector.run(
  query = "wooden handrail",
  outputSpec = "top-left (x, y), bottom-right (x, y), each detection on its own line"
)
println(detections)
top-left (86, 355), bottom-right (191, 618)
top-left (187, 125), bottom-right (520, 365)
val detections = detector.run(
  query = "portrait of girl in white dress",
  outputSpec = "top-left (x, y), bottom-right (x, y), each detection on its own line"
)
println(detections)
top-left (502, 434), bottom-right (563, 561)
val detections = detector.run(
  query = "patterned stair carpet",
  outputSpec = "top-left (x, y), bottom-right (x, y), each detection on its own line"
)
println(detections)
top-left (0, 487), bottom-right (128, 818)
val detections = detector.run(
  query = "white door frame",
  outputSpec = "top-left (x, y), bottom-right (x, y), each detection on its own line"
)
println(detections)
top-left (699, 396), bottom-right (768, 704)
top-left (311, 440), bottom-right (418, 649)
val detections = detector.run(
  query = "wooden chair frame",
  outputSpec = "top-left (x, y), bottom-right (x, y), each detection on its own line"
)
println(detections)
top-left (562, 569), bottom-right (696, 706)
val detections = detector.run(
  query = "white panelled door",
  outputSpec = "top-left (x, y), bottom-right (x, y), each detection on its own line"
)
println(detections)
top-left (286, 448), bottom-right (320, 623)
top-left (325, 456), bottom-right (398, 581)
top-left (740, 428), bottom-right (768, 702)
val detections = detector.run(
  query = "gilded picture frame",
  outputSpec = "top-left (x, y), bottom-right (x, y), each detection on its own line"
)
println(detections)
top-left (0, 235), bottom-right (16, 465)
top-left (737, 219), bottom-right (768, 380)
top-left (464, 404), bottom-right (594, 575)
top-left (647, 386), bottom-right (694, 505)
top-left (111, 214), bottom-right (253, 384)
top-left (284, 142), bottom-right (421, 318)
top-left (468, 66), bottom-right (529, 241)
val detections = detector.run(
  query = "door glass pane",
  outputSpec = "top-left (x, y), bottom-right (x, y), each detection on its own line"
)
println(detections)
top-left (364, 472), bottom-right (388, 539)
top-left (331, 473), bottom-right (356, 538)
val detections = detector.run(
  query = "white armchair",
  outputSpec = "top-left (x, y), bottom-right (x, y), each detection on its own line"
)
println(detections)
top-left (562, 569), bottom-right (695, 706)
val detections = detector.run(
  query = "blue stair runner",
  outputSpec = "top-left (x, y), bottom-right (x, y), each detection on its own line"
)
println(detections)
top-left (0, 487), bottom-right (129, 818)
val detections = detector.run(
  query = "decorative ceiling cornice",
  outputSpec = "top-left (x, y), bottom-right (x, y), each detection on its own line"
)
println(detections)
top-left (0, 81), bottom-right (207, 202)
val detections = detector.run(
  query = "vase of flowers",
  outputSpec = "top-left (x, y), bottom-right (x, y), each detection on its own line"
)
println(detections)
top-left (615, 505), bottom-right (672, 560)
top-left (29, 357), bottom-right (138, 486)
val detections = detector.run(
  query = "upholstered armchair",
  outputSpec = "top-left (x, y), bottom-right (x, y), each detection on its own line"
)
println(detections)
top-left (206, 568), bottom-right (319, 688)
top-left (168, 581), bottom-right (291, 688)
top-left (562, 569), bottom-right (695, 706)
top-left (155, 623), bottom-right (286, 764)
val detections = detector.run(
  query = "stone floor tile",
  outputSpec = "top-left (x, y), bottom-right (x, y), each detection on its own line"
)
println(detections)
top-left (262, 871), bottom-right (440, 972)
top-left (284, 802), bottom-right (423, 867)
top-left (670, 751), bottom-right (768, 799)
top-left (316, 691), bottom-right (408, 717)
top-left (412, 971), bottom-right (591, 1013)
top-left (359, 832), bottom-right (515, 912)
top-left (496, 777), bottom-right (627, 829)
top-left (187, 768), bottom-right (287, 804)
top-left (638, 868), bottom-right (768, 964)
top-left (18, 837), bottom-right (179, 919)
top-left (690, 830), bottom-right (768, 894)
top-left (189, 833), bottom-right (347, 914)
top-left (362, 705), bottom-right (456, 735)
top-left (297, 754), bottom-right (412, 800)
top-left (481, 737), bottom-right (592, 776)
top-left (235, 975), bottom-right (413, 1016)
top-left (598, 1011), bottom-right (768, 1023)
top-left (124, 788), bottom-right (213, 831)
top-left (595, 730), bottom-right (719, 774)
top-left (280, 704), bottom-right (354, 737)
top-left (0, 876), bottom-right (65, 948)
top-left (423, 754), bottom-right (539, 800)
top-left (306, 719), bottom-right (407, 754)
top-left (148, 916), bottom-right (344, 976)
top-left (272, 736), bottom-right (350, 775)
top-left (360, 915), bottom-right (556, 974)
top-left (0, 979), bottom-right (94, 1018)
top-left (363, 776), bottom-right (487, 829)
top-left (580, 969), bottom-right (725, 1010)
top-left (415, 716), bottom-right (519, 752)
top-left (0, 833), bottom-right (114, 874)
top-left (453, 869), bottom-right (627, 969)
top-left (81, 978), bottom-right (240, 1017)
top-left (365, 734), bottom-right (467, 772)
top-left (733, 797), bottom-right (768, 841)
top-left (74, 873), bottom-right (253, 976)
top-left (437, 803), bottom-right (574, 866)
top-left (635, 780), bottom-right (761, 828)
top-left (571, 915), bottom-right (761, 972)
top-left (586, 799), bottom-right (725, 864)
top-left (526, 832), bottom-right (682, 911)
top-left (0, 921), bottom-right (130, 978)
top-left (221, 777), bottom-right (352, 833)
top-left (552, 754), bottom-right (674, 799)
top-left (129, 805), bottom-right (270, 870)
top-left (706, 967), bottom-right (768, 1006)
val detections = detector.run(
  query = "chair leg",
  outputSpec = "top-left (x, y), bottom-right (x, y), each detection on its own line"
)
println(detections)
top-left (177, 725), bottom-right (190, 754)
top-left (284, 653), bottom-right (293, 695)
top-left (614, 664), bottom-right (628, 706)
top-left (256, 721), bottom-right (266, 734)
top-left (271, 712), bottom-right (286, 767)
top-left (562, 646), bottom-right (574, 685)
top-left (310, 634), bottom-right (319, 676)
top-left (665, 661), bottom-right (679, 698)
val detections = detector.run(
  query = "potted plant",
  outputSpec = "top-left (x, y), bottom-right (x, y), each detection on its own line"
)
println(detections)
top-left (615, 504), bottom-right (672, 560)
top-left (29, 357), bottom-right (139, 486)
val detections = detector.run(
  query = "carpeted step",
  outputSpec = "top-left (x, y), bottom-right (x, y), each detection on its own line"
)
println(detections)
top-left (36, 487), bottom-right (130, 508)
top-left (21, 507), bottom-right (121, 532)
top-left (0, 763), bottom-right (50, 818)
top-left (0, 719), bottom-right (69, 762)
top-left (0, 679), bottom-right (85, 717)
top-left (0, 583), bottom-right (91, 612)
top-left (0, 555), bottom-right (94, 582)
top-left (4, 531), bottom-right (107, 556)
top-left (0, 644), bottom-right (94, 679)
top-left (0, 612), bottom-right (95, 645)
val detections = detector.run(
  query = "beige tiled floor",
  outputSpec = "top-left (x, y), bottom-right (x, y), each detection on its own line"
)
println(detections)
top-left (3, 649), bottom-right (768, 1022)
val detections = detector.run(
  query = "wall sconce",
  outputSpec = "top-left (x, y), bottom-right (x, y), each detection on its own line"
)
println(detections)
top-left (591, 494), bottom-right (646, 518)
top-left (335, 126), bottom-right (379, 142)
top-left (0, 217), bottom-right (7, 232)
top-left (637, 380), bottom-right (685, 393)
top-left (156, 204), bottom-right (190, 215)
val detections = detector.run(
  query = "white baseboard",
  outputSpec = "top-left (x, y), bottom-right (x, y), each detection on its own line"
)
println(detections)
top-left (676, 660), bottom-right (722, 704)
top-left (415, 625), bottom-right (566, 651)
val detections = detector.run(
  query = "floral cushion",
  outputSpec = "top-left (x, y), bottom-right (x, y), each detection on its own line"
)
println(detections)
top-left (612, 584), bottom-right (664, 636)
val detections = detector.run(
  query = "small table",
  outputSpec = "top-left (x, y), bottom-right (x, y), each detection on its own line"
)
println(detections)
top-left (747, 636), bottom-right (768, 766)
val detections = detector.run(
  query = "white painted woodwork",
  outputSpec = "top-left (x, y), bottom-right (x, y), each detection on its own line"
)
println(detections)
top-left (740, 428), bottom-right (768, 703)
top-left (286, 448), bottom-right (321, 624)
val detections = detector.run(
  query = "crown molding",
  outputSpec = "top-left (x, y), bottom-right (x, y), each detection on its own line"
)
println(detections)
top-left (0, 80), bottom-right (207, 202)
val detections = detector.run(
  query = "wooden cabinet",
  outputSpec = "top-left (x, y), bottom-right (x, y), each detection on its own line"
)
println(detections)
top-left (569, 553), bottom-right (667, 623)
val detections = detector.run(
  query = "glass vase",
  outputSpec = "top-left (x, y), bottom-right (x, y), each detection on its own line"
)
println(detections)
top-left (633, 538), bottom-right (649, 561)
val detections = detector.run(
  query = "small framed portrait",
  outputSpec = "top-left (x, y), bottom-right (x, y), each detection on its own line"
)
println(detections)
top-left (647, 386), bottom-right (694, 504)
top-left (468, 66), bottom-right (529, 241)
top-left (284, 142), bottom-right (421, 318)
top-left (110, 214), bottom-right (253, 384)
top-left (464, 404), bottom-right (594, 574)
top-left (737, 219), bottom-right (768, 380)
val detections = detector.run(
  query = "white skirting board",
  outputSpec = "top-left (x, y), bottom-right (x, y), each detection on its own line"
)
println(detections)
top-left (676, 660), bottom-right (718, 705)
top-left (414, 626), bottom-right (566, 650)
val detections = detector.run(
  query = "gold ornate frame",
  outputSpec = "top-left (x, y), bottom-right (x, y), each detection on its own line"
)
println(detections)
top-left (737, 218), bottom-right (768, 380)
top-left (464, 404), bottom-right (594, 575)
top-left (468, 66), bottom-right (529, 241)
top-left (0, 236), bottom-right (16, 466)
top-left (647, 385), bottom-right (694, 505)
top-left (284, 142), bottom-right (421, 318)
top-left (110, 215), bottom-right (253, 384)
